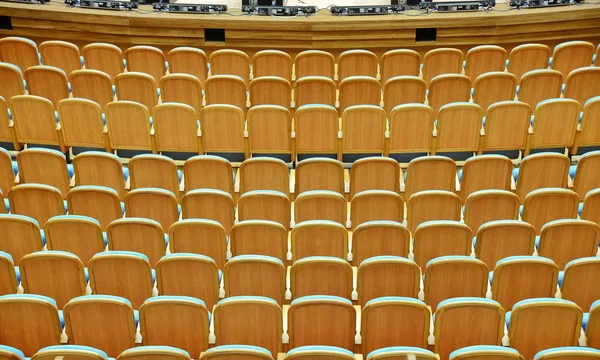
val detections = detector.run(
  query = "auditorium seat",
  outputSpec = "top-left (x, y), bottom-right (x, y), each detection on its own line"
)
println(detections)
top-left (252, 50), bottom-right (292, 83)
top-left (81, 43), bottom-right (125, 82)
top-left (231, 220), bottom-right (287, 262)
top-left (513, 152), bottom-right (570, 202)
top-left (450, 346), bottom-right (521, 360)
top-left (290, 256), bottom-right (352, 299)
top-left (10, 95), bottom-right (66, 151)
top-left (337, 49), bottom-right (378, 81)
top-left (168, 219), bottom-right (227, 269)
top-left (167, 47), bottom-right (208, 85)
top-left (357, 256), bottom-right (420, 307)
top-left (285, 346), bottom-right (353, 360)
top-left (205, 75), bottom-right (247, 112)
top-left (294, 50), bottom-right (335, 79)
top-left (534, 347), bottom-right (600, 360)
top-left (0, 99), bottom-right (17, 151)
top-left (0, 147), bottom-right (14, 197)
top-left (521, 188), bottom-right (579, 234)
top-left (124, 188), bottom-right (179, 232)
top-left (474, 220), bottom-right (536, 269)
top-left (115, 72), bottom-right (158, 111)
top-left (464, 190), bottom-right (520, 237)
top-left (422, 48), bottom-right (464, 85)
top-left (39, 40), bottom-right (82, 76)
top-left (350, 190), bottom-right (404, 230)
top-left (352, 221), bottom-right (410, 265)
top-left (152, 103), bottom-right (199, 159)
top-left (480, 101), bottom-right (531, 157)
top-left (202, 345), bottom-right (273, 360)
top-left (119, 347), bottom-right (191, 360)
top-left (129, 154), bottom-right (181, 200)
top-left (350, 157), bottom-right (401, 198)
top-left (105, 101), bottom-right (154, 155)
top-left (459, 155), bottom-right (513, 202)
top-left (240, 157), bottom-right (289, 196)
top-left (434, 102), bottom-right (482, 159)
top-left (293, 77), bottom-right (337, 108)
top-left (550, 40), bottom-right (595, 79)
top-left (491, 256), bottom-right (558, 309)
top-left (424, 256), bottom-right (488, 311)
top-left (139, 296), bottom-right (210, 358)
top-left (213, 296), bottom-right (282, 356)
top-left (413, 220), bottom-right (472, 269)
top-left (405, 156), bottom-right (457, 204)
top-left (124, 45), bottom-right (166, 83)
top-left (383, 76), bottom-right (427, 116)
top-left (338, 76), bottom-right (381, 114)
top-left (507, 43), bottom-right (552, 81)
top-left (465, 45), bottom-right (507, 82)
top-left (294, 190), bottom-right (346, 225)
top-left (0, 294), bottom-right (62, 357)
top-left (32, 345), bottom-right (110, 360)
top-left (159, 73), bottom-right (204, 115)
top-left (181, 189), bottom-right (235, 234)
top-left (19, 250), bottom-right (86, 309)
top-left (107, 218), bottom-right (165, 267)
top-left (0, 251), bottom-right (18, 295)
top-left (294, 158), bottom-right (344, 195)
top-left (291, 220), bottom-right (348, 261)
top-left (0, 214), bottom-right (43, 266)
top-left (249, 77), bottom-right (292, 110)
top-left (57, 98), bottom-right (106, 153)
top-left (199, 106), bottom-right (246, 162)
top-left (367, 347), bottom-right (437, 360)
top-left (288, 295), bottom-right (355, 351)
top-left (564, 67), bottom-right (600, 105)
top-left (69, 69), bottom-right (115, 109)
top-left (517, 69), bottom-right (563, 111)
top-left (183, 155), bottom-right (234, 196)
top-left (210, 49), bottom-right (250, 86)
top-left (538, 219), bottom-right (600, 269)
top-left (361, 297), bottom-right (430, 355)
top-left (66, 186), bottom-right (122, 231)
top-left (0, 37), bottom-right (40, 72)
top-left (427, 74), bottom-right (471, 117)
top-left (156, 253), bottom-right (220, 309)
top-left (63, 295), bottom-right (137, 357)
top-left (16, 148), bottom-right (71, 198)
top-left (561, 257), bottom-right (600, 310)
top-left (573, 96), bottom-right (600, 156)
top-left (88, 251), bottom-right (153, 309)
top-left (224, 255), bottom-right (286, 305)
top-left (472, 72), bottom-right (518, 114)
top-left (72, 152), bottom-right (127, 200)
top-left (44, 215), bottom-right (105, 266)
top-left (570, 150), bottom-right (600, 200)
top-left (8, 184), bottom-right (66, 225)
top-left (341, 105), bottom-right (386, 162)
top-left (529, 98), bottom-right (580, 154)
top-left (388, 104), bottom-right (434, 162)
top-left (434, 298), bottom-right (505, 360)
top-left (246, 105), bottom-right (292, 162)
top-left (24, 65), bottom-right (69, 109)
top-left (407, 190), bottom-right (461, 233)
top-left (587, 301), bottom-right (600, 349)
top-left (380, 49), bottom-right (421, 83)
top-left (507, 298), bottom-right (582, 360)
top-left (0, 62), bottom-right (25, 101)
top-left (580, 188), bottom-right (600, 225)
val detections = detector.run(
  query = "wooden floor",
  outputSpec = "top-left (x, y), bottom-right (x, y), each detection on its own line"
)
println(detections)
top-left (0, 1), bottom-right (600, 55)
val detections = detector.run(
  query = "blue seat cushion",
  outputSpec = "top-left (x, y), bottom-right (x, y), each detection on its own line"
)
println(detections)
top-left (120, 202), bottom-right (125, 216)
top-left (535, 235), bottom-right (540, 249)
top-left (583, 312), bottom-right (590, 330)
top-left (63, 200), bottom-right (68, 214)
top-left (558, 270), bottom-right (564, 287)
top-left (84, 267), bottom-right (89, 282)
top-left (58, 309), bottom-right (64, 327)
top-left (11, 161), bottom-right (18, 176)
top-left (134, 309), bottom-right (139, 327)
top-left (123, 167), bottom-right (129, 181)
top-left (102, 233), bottom-right (108, 247)
top-left (458, 169), bottom-right (463, 182)
top-left (67, 164), bottom-right (74, 179)
top-left (512, 168), bottom-right (519, 182)
top-left (164, 234), bottom-right (169, 246)
top-left (569, 165), bottom-right (577, 180)
top-left (14, 266), bottom-right (20, 283)
top-left (579, 202), bottom-right (583, 216)
top-left (3, 198), bottom-right (9, 213)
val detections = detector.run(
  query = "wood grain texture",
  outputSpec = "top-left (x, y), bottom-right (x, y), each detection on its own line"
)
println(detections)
top-left (152, 103), bottom-right (199, 155)
top-left (407, 190), bottom-right (461, 233)
top-left (529, 98), bottom-right (580, 152)
top-left (538, 219), bottom-right (600, 269)
top-left (124, 188), bottom-right (179, 232)
top-left (405, 155), bottom-right (456, 200)
top-left (515, 152), bottom-right (570, 201)
top-left (57, 98), bottom-right (106, 150)
top-left (230, 220), bottom-right (288, 262)
top-left (294, 190), bottom-right (347, 225)
top-left (413, 220), bottom-right (472, 270)
top-left (183, 155), bottom-right (235, 197)
top-left (45, 216), bottom-right (105, 266)
top-left (39, 40), bottom-right (81, 76)
top-left (69, 69), bottom-right (114, 111)
top-left (481, 101), bottom-right (531, 154)
top-left (350, 190), bottom-right (404, 230)
top-left (465, 45), bottom-right (507, 83)
top-left (129, 155), bottom-right (180, 199)
top-left (290, 257), bottom-right (353, 299)
top-left (564, 66), bottom-right (600, 105)
top-left (8, 184), bottom-right (65, 226)
top-left (350, 157), bottom-right (401, 198)
top-left (383, 77), bottom-right (427, 116)
top-left (521, 188), bottom-right (579, 234)
top-left (352, 221), bottom-right (410, 265)
top-left (107, 218), bottom-right (166, 268)
top-left (550, 40), bottom-right (595, 79)
top-left (472, 72), bottom-right (517, 115)
top-left (380, 49), bottom-right (421, 84)
top-left (357, 257), bottom-right (420, 307)
top-left (291, 220), bottom-right (348, 261)
top-left (435, 102), bottom-right (482, 154)
top-left (574, 97), bottom-right (600, 154)
top-left (474, 220), bottom-right (536, 269)
top-left (294, 104), bottom-right (339, 157)
top-left (0, 214), bottom-right (43, 266)
top-left (463, 190), bottom-right (519, 237)
top-left (181, 189), bottom-right (235, 234)
top-left (72, 152), bottom-right (127, 200)
top-left (295, 158), bottom-right (344, 195)
top-left (199, 105), bottom-right (245, 159)
top-left (239, 157), bottom-right (289, 197)
top-left (238, 190), bottom-right (291, 230)
top-left (17, 148), bottom-right (71, 198)
top-left (168, 219), bottom-right (227, 269)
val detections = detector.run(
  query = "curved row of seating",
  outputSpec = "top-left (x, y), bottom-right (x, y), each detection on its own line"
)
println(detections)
top-left (1, 292), bottom-right (600, 359)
